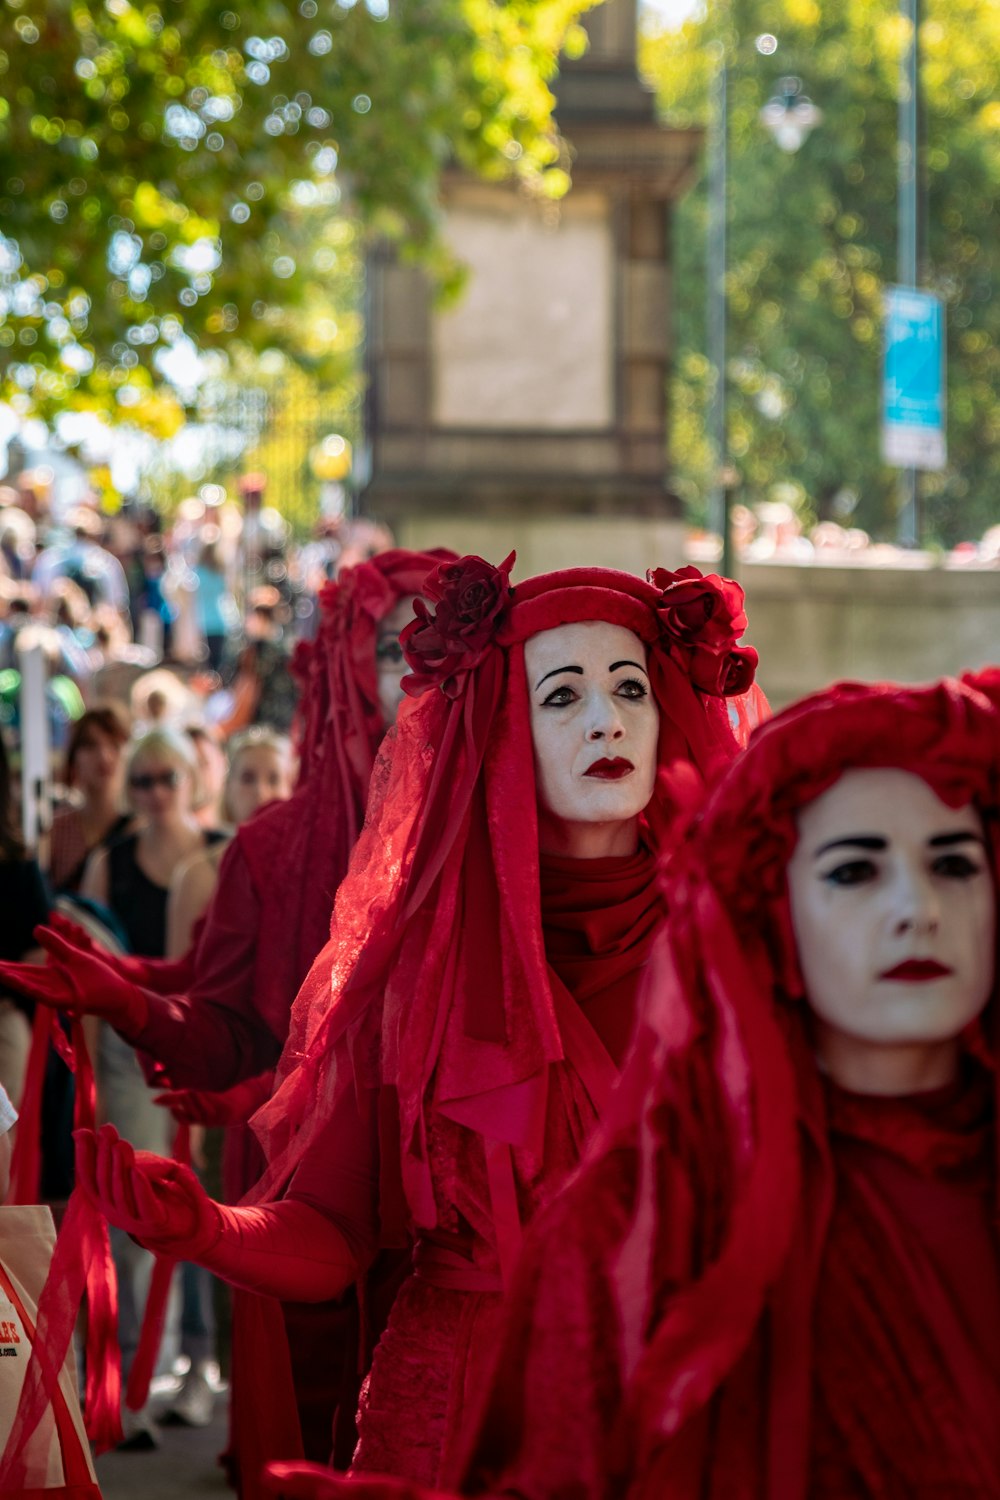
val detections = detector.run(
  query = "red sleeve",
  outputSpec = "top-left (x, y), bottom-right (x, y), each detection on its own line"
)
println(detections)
top-left (138, 943), bottom-right (199, 994)
top-left (133, 841), bottom-right (283, 1090)
top-left (286, 1079), bottom-right (381, 1267)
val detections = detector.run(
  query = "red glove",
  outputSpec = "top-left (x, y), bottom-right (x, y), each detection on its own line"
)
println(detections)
top-left (47, 911), bottom-right (155, 986)
top-left (155, 1072), bottom-right (273, 1128)
top-left (264, 1464), bottom-right (448, 1500)
top-left (74, 1125), bottom-right (357, 1302)
top-left (0, 926), bottom-right (148, 1038)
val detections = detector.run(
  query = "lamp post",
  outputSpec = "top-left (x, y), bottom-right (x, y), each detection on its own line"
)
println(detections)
top-left (708, 37), bottom-right (820, 577)
top-left (896, 0), bottom-right (920, 546)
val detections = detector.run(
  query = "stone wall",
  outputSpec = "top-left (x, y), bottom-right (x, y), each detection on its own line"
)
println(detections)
top-left (740, 561), bottom-right (1000, 708)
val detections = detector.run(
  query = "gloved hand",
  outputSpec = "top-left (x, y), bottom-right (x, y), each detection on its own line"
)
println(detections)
top-left (264, 1464), bottom-right (447, 1500)
top-left (46, 911), bottom-right (154, 986)
top-left (74, 1124), bottom-right (221, 1259)
top-left (155, 1072), bottom-right (273, 1128)
top-left (0, 926), bottom-right (148, 1038)
top-left (74, 1125), bottom-right (358, 1301)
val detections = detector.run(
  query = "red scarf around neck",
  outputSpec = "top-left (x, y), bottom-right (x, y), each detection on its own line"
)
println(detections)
top-left (811, 1063), bottom-right (1000, 1498)
top-left (539, 843), bottom-right (662, 1067)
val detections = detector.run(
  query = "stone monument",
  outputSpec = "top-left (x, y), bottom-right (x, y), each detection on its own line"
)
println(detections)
top-left (360, 0), bottom-right (701, 575)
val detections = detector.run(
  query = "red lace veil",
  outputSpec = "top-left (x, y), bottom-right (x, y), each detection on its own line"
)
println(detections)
top-left (237, 547), bottom-right (455, 994)
top-left (249, 556), bottom-right (762, 1263)
top-left (460, 676), bottom-right (1000, 1499)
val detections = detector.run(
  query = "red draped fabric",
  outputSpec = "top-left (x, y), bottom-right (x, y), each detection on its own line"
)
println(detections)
top-left (452, 678), bottom-right (1000, 1500)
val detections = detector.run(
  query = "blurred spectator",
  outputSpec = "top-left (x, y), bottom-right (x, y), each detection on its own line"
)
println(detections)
top-left (193, 531), bottom-right (239, 673)
top-left (130, 667), bottom-right (198, 731)
top-left (88, 608), bottom-right (157, 708)
top-left (183, 723), bottom-right (228, 831)
top-left (219, 586), bottom-right (298, 735)
top-left (0, 728), bottom-right (49, 1110)
top-left (0, 617), bottom-right (86, 756)
top-left (33, 504), bottom-right (130, 614)
top-left (0, 502), bottom-right (36, 582)
top-left (0, 583), bottom-right (41, 669)
top-left (48, 703), bottom-right (132, 893)
top-left (132, 537), bottom-right (177, 657)
top-left (49, 577), bottom-right (98, 690)
top-left (166, 725), bottom-right (295, 957)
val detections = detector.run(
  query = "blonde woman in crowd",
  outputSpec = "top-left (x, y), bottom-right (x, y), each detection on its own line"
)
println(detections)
top-left (166, 727), bottom-right (295, 967)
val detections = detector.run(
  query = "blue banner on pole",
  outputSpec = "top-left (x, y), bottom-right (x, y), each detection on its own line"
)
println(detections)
top-left (881, 286), bottom-right (946, 470)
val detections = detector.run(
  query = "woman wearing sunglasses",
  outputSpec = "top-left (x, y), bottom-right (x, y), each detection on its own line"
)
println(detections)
top-left (80, 727), bottom-right (225, 961)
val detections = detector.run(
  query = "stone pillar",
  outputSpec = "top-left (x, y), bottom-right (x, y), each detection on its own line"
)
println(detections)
top-left (361, 0), bottom-right (701, 578)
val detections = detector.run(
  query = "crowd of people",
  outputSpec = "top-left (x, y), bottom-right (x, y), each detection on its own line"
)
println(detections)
top-left (0, 527), bottom-right (998, 1500)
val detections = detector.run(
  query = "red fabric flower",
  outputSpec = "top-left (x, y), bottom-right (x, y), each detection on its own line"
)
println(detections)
top-left (648, 565), bottom-right (757, 697)
top-left (402, 551), bottom-right (515, 698)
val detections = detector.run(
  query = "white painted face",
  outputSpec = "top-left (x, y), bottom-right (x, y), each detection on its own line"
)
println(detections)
top-left (525, 620), bottom-right (659, 845)
top-left (787, 768), bottom-right (995, 1062)
top-left (375, 595), bottom-right (418, 728)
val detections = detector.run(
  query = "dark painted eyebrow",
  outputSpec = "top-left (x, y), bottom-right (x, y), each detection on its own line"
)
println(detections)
top-left (815, 830), bottom-right (985, 858)
top-left (535, 664), bottom-right (584, 689)
top-left (814, 835), bottom-right (885, 857)
top-left (928, 831), bottom-right (986, 848)
top-left (535, 659), bottom-right (649, 691)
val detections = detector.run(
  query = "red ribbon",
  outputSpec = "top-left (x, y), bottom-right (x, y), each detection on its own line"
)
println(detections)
top-left (124, 1120), bottom-right (191, 1413)
top-left (0, 1016), bottom-right (123, 1485)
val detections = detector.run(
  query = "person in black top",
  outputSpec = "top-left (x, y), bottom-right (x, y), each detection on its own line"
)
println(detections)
top-left (47, 703), bottom-right (131, 894)
top-left (81, 726), bottom-right (224, 959)
top-left (0, 729), bottom-right (49, 1108)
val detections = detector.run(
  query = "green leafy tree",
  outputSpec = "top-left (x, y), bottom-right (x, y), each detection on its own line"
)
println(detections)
top-left (642, 0), bottom-right (1000, 545)
top-left (0, 0), bottom-right (594, 420)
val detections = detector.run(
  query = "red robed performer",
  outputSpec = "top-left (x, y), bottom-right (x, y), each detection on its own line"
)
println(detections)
top-left (0, 548), bottom-right (453, 1490)
top-left (67, 553), bottom-right (763, 1486)
top-left (306, 675), bottom-right (1000, 1500)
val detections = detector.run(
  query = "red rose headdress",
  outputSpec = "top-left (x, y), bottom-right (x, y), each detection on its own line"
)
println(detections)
top-left (651, 565), bottom-right (759, 698)
top-left (401, 551), bottom-right (515, 699)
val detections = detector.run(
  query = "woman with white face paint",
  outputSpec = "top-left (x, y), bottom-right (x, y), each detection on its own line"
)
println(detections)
top-left (66, 555), bottom-right (762, 1485)
top-left (439, 678), bottom-right (1000, 1500)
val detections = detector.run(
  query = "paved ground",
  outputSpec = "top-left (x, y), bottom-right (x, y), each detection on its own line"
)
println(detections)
top-left (94, 1384), bottom-right (232, 1500)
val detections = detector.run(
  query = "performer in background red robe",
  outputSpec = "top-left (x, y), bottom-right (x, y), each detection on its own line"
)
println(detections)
top-left (0, 548), bottom-right (453, 1489)
top-left (69, 554), bottom-right (764, 1488)
top-left (260, 675), bottom-right (1000, 1500)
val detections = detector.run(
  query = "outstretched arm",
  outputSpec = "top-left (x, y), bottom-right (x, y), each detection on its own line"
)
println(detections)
top-left (75, 1125), bottom-right (358, 1303)
top-left (4, 842), bottom-right (284, 1089)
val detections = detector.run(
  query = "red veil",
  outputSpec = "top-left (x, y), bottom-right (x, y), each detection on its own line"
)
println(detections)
top-left (250, 556), bottom-right (762, 1291)
top-left (459, 677), bottom-right (1000, 1500)
top-left (237, 547), bottom-right (455, 1011)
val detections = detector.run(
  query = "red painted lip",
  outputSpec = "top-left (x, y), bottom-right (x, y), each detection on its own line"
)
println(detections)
top-left (584, 757), bottom-right (635, 780)
top-left (879, 959), bottom-right (953, 982)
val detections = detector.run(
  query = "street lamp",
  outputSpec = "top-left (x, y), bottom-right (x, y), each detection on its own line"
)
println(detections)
top-left (708, 38), bottom-right (820, 576)
top-left (759, 77), bottom-right (823, 154)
